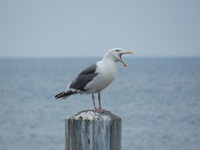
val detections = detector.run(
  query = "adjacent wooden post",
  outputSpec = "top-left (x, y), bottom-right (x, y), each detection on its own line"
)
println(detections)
top-left (65, 110), bottom-right (121, 150)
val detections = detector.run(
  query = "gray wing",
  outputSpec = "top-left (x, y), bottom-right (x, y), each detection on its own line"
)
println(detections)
top-left (69, 63), bottom-right (98, 91)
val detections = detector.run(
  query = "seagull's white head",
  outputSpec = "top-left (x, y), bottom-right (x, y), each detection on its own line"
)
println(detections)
top-left (103, 48), bottom-right (133, 67)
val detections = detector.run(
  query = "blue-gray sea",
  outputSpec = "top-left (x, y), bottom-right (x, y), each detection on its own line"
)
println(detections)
top-left (0, 57), bottom-right (200, 150)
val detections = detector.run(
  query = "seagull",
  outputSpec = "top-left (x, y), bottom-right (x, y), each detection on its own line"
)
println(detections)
top-left (55, 48), bottom-right (133, 112)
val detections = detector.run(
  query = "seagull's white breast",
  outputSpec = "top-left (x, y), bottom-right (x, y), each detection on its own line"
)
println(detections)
top-left (84, 59), bottom-right (117, 93)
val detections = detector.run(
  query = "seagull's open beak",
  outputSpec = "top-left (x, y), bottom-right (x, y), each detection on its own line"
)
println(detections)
top-left (119, 51), bottom-right (133, 67)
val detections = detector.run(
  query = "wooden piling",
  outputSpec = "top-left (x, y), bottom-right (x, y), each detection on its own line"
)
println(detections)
top-left (65, 110), bottom-right (121, 150)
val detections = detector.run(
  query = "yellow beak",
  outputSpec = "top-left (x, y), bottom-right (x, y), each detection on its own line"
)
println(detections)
top-left (121, 51), bottom-right (133, 67)
top-left (123, 51), bottom-right (133, 55)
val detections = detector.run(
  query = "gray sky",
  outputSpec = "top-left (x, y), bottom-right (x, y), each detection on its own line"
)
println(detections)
top-left (0, 0), bottom-right (200, 57)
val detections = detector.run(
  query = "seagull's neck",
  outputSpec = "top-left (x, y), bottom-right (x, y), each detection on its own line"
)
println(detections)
top-left (99, 56), bottom-right (117, 72)
top-left (102, 53), bottom-right (116, 62)
top-left (102, 55), bottom-right (116, 64)
top-left (97, 56), bottom-right (117, 78)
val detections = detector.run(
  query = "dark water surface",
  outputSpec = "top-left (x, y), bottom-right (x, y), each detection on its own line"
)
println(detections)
top-left (0, 57), bottom-right (200, 150)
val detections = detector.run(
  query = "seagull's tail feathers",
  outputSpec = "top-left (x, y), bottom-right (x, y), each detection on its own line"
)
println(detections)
top-left (55, 90), bottom-right (77, 99)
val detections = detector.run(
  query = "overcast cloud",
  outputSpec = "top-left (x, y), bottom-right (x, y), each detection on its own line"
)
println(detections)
top-left (0, 0), bottom-right (200, 57)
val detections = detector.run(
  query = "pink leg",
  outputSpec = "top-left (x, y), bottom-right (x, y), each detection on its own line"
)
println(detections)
top-left (94, 92), bottom-right (104, 113)
top-left (92, 93), bottom-right (97, 110)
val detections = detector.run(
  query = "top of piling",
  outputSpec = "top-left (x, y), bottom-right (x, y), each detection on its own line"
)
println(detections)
top-left (66, 110), bottom-right (121, 121)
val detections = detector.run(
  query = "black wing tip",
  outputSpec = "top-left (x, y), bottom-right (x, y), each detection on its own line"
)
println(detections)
top-left (55, 91), bottom-right (65, 99)
top-left (55, 90), bottom-right (77, 99)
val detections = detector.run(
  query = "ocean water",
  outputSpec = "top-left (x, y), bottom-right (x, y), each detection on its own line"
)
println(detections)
top-left (0, 57), bottom-right (200, 150)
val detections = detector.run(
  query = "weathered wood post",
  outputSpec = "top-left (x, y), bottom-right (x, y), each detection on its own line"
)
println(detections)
top-left (65, 110), bottom-right (121, 150)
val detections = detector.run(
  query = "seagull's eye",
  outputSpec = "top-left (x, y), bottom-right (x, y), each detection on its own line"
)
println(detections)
top-left (116, 50), bottom-right (120, 52)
